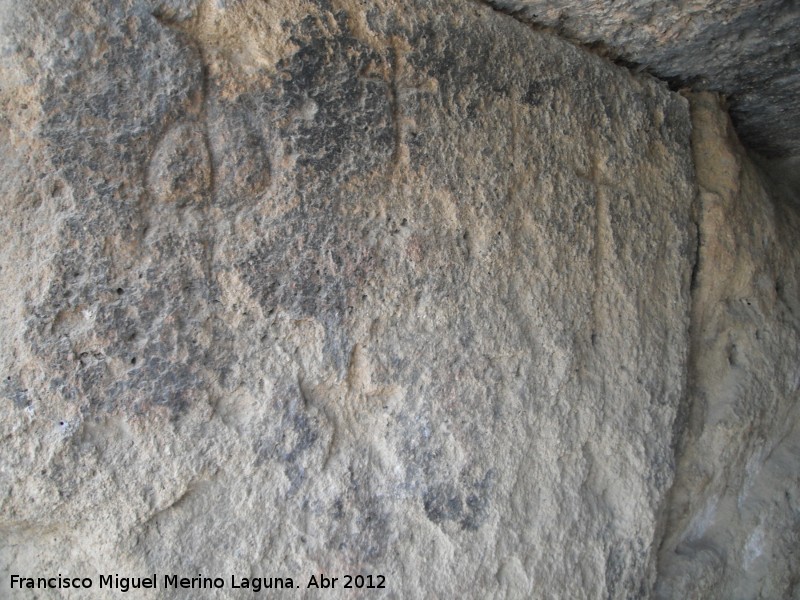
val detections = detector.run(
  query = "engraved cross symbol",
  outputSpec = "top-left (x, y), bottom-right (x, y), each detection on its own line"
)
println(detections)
top-left (359, 40), bottom-right (437, 172)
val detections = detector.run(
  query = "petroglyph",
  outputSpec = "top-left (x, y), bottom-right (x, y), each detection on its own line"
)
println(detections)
top-left (149, 9), bottom-right (271, 206)
top-left (359, 41), bottom-right (437, 173)
top-left (147, 121), bottom-right (211, 206)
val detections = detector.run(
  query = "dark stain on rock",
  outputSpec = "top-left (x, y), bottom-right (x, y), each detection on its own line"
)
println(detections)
top-left (40, 7), bottom-right (203, 205)
top-left (255, 391), bottom-right (321, 497)
top-left (521, 77), bottom-right (562, 109)
top-left (28, 238), bottom-right (225, 416)
top-left (605, 546), bottom-right (625, 597)
top-left (3, 378), bottom-right (29, 410)
top-left (604, 539), bottom-right (648, 599)
top-left (405, 19), bottom-right (517, 115)
top-left (461, 469), bottom-right (495, 531)
top-left (327, 458), bottom-right (392, 562)
top-left (238, 198), bottom-right (380, 372)
top-left (274, 9), bottom-right (393, 186)
top-left (423, 483), bottom-right (463, 524)
top-left (21, 5), bottom-right (228, 418)
top-left (524, 80), bottom-right (545, 106)
top-left (206, 97), bottom-right (271, 206)
top-left (422, 469), bottom-right (495, 531)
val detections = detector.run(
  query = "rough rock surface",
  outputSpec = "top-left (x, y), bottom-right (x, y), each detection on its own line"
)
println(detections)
top-left (486, 0), bottom-right (800, 160)
top-left (655, 93), bottom-right (800, 600)
top-left (0, 0), bottom-right (796, 598)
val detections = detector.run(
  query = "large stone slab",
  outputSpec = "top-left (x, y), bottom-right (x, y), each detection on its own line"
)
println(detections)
top-left (0, 0), bottom-right (695, 597)
top-left (487, 0), bottom-right (800, 160)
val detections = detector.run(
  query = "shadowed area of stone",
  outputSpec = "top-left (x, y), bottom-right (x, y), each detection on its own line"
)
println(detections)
top-left (486, 0), bottom-right (800, 160)
top-left (0, 1), bottom-right (797, 598)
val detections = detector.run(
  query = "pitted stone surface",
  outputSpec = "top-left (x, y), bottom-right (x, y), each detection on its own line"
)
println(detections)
top-left (654, 93), bottom-right (800, 600)
top-left (487, 0), bottom-right (800, 160)
top-left (1, 1), bottom-right (795, 598)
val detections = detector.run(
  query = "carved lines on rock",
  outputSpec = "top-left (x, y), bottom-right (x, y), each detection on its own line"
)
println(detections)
top-left (146, 14), bottom-right (271, 207)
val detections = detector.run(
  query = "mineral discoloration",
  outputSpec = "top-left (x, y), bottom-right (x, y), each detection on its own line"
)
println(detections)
top-left (147, 121), bottom-right (211, 205)
top-left (0, 0), bottom-right (795, 598)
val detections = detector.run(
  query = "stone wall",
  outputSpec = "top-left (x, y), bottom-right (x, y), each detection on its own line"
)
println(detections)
top-left (655, 92), bottom-right (800, 600)
top-left (486, 0), bottom-right (800, 159)
top-left (0, 1), bottom-right (796, 598)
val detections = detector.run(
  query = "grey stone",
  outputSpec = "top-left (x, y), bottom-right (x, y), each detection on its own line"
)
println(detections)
top-left (655, 92), bottom-right (800, 600)
top-left (0, 0), bottom-right (797, 598)
top-left (485, 0), bottom-right (800, 159)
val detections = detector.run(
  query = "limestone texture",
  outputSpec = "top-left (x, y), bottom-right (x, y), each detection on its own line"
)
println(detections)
top-left (486, 0), bottom-right (800, 160)
top-left (655, 93), bottom-right (800, 600)
top-left (0, 1), bottom-right (796, 599)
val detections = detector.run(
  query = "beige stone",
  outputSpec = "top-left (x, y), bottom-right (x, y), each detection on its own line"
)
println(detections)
top-left (0, 1), bottom-right (796, 599)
